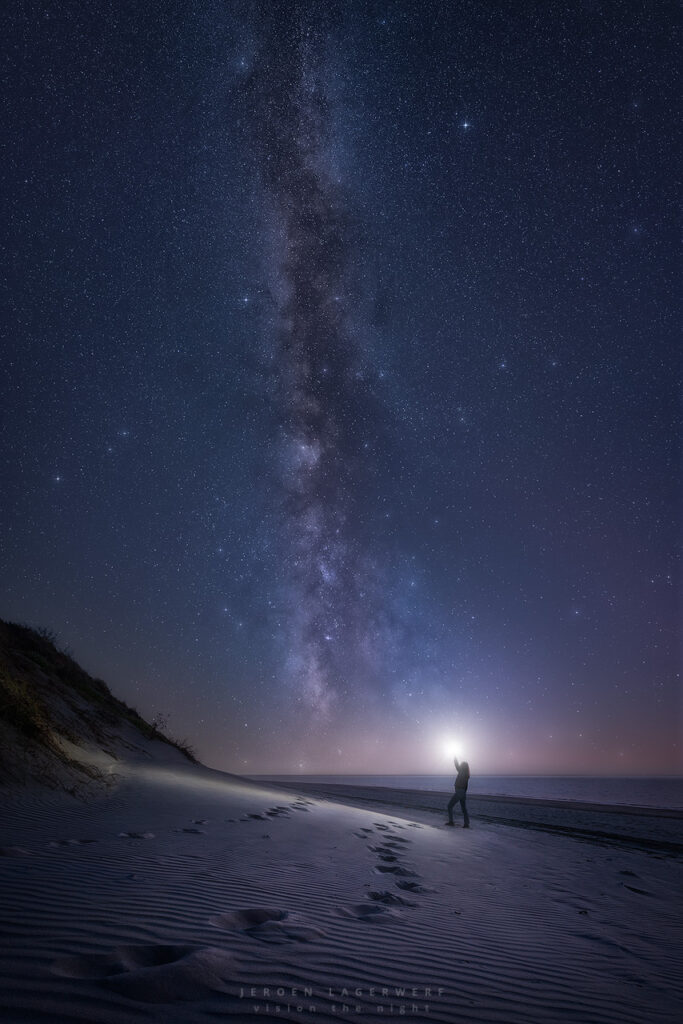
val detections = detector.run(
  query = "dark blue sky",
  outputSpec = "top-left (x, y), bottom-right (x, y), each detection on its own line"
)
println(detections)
top-left (1, 1), bottom-right (679, 774)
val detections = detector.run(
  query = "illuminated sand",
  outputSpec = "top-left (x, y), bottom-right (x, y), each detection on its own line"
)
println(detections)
top-left (1, 755), bottom-right (681, 1023)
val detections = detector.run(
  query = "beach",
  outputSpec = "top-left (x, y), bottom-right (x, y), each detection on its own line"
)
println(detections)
top-left (1, 754), bottom-right (682, 1024)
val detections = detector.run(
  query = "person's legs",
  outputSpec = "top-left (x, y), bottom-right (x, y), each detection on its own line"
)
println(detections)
top-left (459, 792), bottom-right (470, 827)
top-left (446, 793), bottom-right (458, 824)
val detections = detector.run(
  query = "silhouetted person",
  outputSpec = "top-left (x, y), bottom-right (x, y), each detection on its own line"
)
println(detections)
top-left (445, 757), bottom-right (470, 827)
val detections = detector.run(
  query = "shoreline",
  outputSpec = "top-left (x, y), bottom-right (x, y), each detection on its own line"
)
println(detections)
top-left (261, 779), bottom-right (683, 855)
top-left (248, 775), bottom-right (683, 814)
top-left (255, 780), bottom-right (683, 818)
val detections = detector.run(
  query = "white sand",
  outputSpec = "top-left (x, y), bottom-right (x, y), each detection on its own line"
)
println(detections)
top-left (1, 754), bottom-right (682, 1024)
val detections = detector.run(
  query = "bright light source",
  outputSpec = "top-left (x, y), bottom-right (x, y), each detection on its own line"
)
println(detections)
top-left (442, 738), bottom-right (464, 761)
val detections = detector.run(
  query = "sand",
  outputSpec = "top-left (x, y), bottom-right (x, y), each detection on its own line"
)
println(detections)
top-left (1, 755), bottom-right (682, 1024)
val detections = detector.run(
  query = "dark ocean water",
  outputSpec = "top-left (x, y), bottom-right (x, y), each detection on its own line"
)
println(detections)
top-left (255, 775), bottom-right (683, 810)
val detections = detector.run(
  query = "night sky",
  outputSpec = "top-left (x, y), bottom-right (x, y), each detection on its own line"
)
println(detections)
top-left (1, 1), bottom-right (679, 775)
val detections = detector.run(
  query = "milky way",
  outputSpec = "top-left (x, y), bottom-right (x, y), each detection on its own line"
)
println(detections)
top-left (248, 9), bottom-right (385, 716)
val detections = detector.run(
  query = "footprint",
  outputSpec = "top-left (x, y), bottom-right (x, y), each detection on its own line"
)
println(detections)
top-left (378, 853), bottom-right (398, 862)
top-left (0, 846), bottom-right (34, 856)
top-left (374, 864), bottom-right (418, 876)
top-left (373, 823), bottom-right (390, 831)
top-left (177, 828), bottom-right (205, 834)
top-left (290, 804), bottom-right (310, 812)
top-left (367, 890), bottom-right (416, 907)
top-left (48, 839), bottom-right (97, 847)
top-left (118, 832), bottom-right (155, 840)
top-left (618, 870), bottom-right (639, 878)
top-left (246, 813), bottom-right (268, 821)
top-left (622, 884), bottom-right (652, 896)
top-left (209, 908), bottom-right (323, 944)
top-left (208, 908), bottom-right (282, 934)
top-left (336, 903), bottom-right (400, 922)
top-left (396, 880), bottom-right (433, 894)
top-left (192, 819), bottom-right (209, 825)
top-left (52, 945), bottom-right (233, 1003)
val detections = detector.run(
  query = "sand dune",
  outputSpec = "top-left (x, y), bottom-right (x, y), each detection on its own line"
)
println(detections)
top-left (1, 756), bottom-right (682, 1023)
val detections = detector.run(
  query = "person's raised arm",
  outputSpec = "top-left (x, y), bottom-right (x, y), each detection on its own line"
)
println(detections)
top-left (454, 756), bottom-right (460, 771)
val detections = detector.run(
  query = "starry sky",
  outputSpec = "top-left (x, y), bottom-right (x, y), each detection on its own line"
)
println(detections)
top-left (1, 1), bottom-right (680, 775)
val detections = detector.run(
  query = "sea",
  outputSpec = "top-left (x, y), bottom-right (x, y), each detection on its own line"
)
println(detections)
top-left (254, 775), bottom-right (683, 811)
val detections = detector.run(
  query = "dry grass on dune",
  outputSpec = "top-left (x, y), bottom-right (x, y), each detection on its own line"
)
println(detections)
top-left (0, 618), bottom-right (196, 791)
